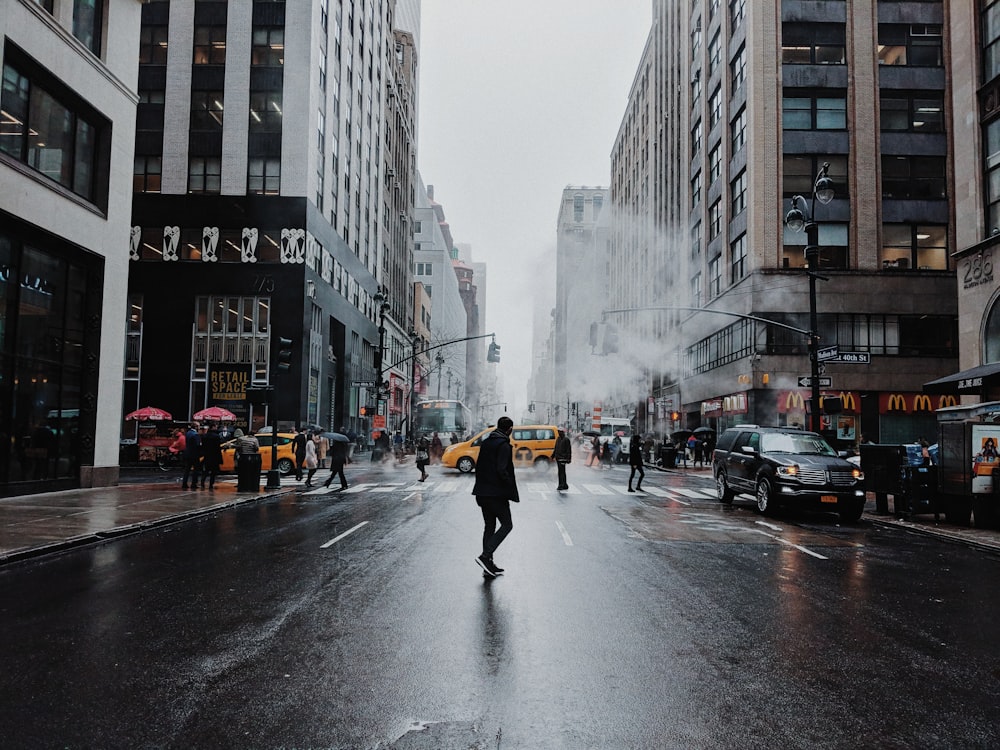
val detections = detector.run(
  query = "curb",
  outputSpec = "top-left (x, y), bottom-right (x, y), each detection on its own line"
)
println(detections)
top-left (866, 515), bottom-right (1000, 556)
top-left (0, 487), bottom-right (296, 567)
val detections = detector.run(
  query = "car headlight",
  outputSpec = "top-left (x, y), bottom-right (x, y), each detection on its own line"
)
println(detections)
top-left (853, 469), bottom-right (864, 481)
top-left (777, 465), bottom-right (798, 476)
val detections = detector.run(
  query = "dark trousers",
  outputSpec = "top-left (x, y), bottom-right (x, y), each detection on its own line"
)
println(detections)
top-left (182, 457), bottom-right (201, 487)
top-left (324, 463), bottom-right (347, 488)
top-left (477, 495), bottom-right (513, 559)
top-left (557, 462), bottom-right (568, 488)
top-left (295, 456), bottom-right (305, 481)
top-left (629, 464), bottom-right (645, 488)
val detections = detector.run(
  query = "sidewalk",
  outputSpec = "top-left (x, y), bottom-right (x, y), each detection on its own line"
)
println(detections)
top-left (0, 478), bottom-right (295, 566)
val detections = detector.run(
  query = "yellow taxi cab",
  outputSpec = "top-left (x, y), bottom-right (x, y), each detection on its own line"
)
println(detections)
top-left (219, 432), bottom-right (298, 475)
top-left (441, 424), bottom-right (559, 473)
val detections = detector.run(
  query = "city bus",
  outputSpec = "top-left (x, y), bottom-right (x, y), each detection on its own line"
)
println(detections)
top-left (414, 399), bottom-right (473, 444)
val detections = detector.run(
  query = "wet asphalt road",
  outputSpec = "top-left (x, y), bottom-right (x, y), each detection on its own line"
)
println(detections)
top-left (2, 463), bottom-right (1000, 749)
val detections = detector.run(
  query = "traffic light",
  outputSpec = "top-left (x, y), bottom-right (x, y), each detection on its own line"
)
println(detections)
top-left (602, 324), bottom-right (619, 354)
top-left (487, 341), bottom-right (500, 363)
top-left (359, 406), bottom-right (367, 416)
top-left (671, 411), bottom-right (680, 421)
top-left (276, 337), bottom-right (294, 371)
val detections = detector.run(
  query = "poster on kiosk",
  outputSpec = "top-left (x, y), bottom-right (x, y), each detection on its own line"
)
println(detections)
top-left (971, 425), bottom-right (1000, 494)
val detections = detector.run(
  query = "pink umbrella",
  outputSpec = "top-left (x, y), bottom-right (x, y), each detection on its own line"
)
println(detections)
top-left (125, 406), bottom-right (173, 421)
top-left (193, 406), bottom-right (237, 422)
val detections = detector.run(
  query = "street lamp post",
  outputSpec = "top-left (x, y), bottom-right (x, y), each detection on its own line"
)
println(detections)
top-left (373, 289), bottom-right (389, 432)
top-left (409, 330), bottom-right (420, 444)
top-left (435, 352), bottom-right (444, 398)
top-left (784, 161), bottom-right (835, 433)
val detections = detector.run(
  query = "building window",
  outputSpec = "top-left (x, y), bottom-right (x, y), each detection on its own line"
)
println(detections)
top-left (708, 31), bottom-right (722, 75)
top-left (984, 0), bottom-right (1000, 82)
top-left (731, 0), bottom-right (746, 30)
top-left (708, 254), bottom-right (722, 298)
top-left (985, 296), bottom-right (1000, 363)
top-left (0, 58), bottom-right (107, 204)
top-left (783, 222), bottom-right (849, 269)
top-left (782, 23), bottom-right (846, 65)
top-left (783, 155), bottom-right (848, 199)
top-left (730, 233), bottom-right (747, 282)
top-left (691, 119), bottom-right (703, 155)
top-left (133, 155), bottom-right (161, 193)
top-left (731, 170), bottom-right (747, 216)
top-left (252, 27), bottom-right (285, 66)
top-left (190, 91), bottom-right (224, 130)
top-left (880, 93), bottom-right (944, 132)
top-left (881, 156), bottom-right (946, 200)
top-left (709, 199), bottom-right (722, 240)
top-left (731, 107), bottom-right (746, 153)
top-left (986, 118), bottom-right (1000, 230)
top-left (782, 92), bottom-right (847, 130)
top-left (248, 157), bottom-right (280, 194)
top-left (73, 0), bottom-right (104, 55)
top-left (709, 86), bottom-right (722, 129)
top-left (709, 144), bottom-right (722, 184)
top-left (691, 221), bottom-right (702, 256)
top-left (691, 272), bottom-right (702, 306)
top-left (188, 156), bottom-right (221, 194)
top-left (139, 25), bottom-right (168, 65)
top-left (878, 24), bottom-right (943, 67)
top-left (731, 44), bottom-right (746, 91)
top-left (573, 194), bottom-right (584, 222)
top-left (692, 18), bottom-right (702, 61)
top-left (691, 171), bottom-right (702, 207)
top-left (881, 224), bottom-right (948, 270)
top-left (249, 91), bottom-right (282, 131)
top-left (193, 25), bottom-right (227, 65)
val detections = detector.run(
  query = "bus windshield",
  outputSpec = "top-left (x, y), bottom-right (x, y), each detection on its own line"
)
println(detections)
top-left (414, 400), bottom-right (472, 443)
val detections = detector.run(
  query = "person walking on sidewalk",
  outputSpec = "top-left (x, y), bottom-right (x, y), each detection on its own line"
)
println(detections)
top-left (472, 416), bottom-right (519, 578)
top-left (293, 427), bottom-right (307, 481)
top-left (181, 422), bottom-right (202, 489)
top-left (200, 423), bottom-right (223, 490)
top-left (554, 428), bottom-right (572, 491)
top-left (628, 433), bottom-right (645, 493)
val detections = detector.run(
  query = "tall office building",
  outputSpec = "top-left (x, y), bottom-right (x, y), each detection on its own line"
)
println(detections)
top-left (127, 0), bottom-right (419, 443)
top-left (610, 0), bottom-right (960, 445)
top-left (0, 0), bottom-right (143, 494)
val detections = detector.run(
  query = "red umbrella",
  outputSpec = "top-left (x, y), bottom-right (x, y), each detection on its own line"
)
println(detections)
top-left (193, 406), bottom-right (237, 422)
top-left (125, 406), bottom-right (173, 421)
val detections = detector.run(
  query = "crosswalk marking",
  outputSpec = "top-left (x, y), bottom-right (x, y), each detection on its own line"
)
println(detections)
top-left (581, 484), bottom-right (615, 495)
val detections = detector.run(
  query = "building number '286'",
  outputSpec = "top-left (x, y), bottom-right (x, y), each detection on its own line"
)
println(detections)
top-left (963, 251), bottom-right (993, 289)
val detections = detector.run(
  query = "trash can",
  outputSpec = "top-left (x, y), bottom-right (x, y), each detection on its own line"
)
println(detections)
top-left (236, 452), bottom-right (262, 492)
top-left (659, 445), bottom-right (677, 468)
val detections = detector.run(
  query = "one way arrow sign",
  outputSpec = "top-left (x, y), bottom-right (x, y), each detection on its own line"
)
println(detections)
top-left (798, 376), bottom-right (832, 388)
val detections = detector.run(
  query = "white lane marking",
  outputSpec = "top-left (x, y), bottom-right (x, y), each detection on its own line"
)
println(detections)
top-left (644, 487), bottom-right (690, 504)
top-left (751, 528), bottom-right (828, 559)
top-left (673, 487), bottom-right (712, 499)
top-left (320, 521), bottom-right (369, 548)
top-left (342, 483), bottom-right (374, 494)
top-left (755, 520), bottom-right (783, 532)
top-left (402, 492), bottom-right (418, 502)
top-left (555, 520), bottom-right (574, 546)
top-left (581, 484), bottom-right (614, 495)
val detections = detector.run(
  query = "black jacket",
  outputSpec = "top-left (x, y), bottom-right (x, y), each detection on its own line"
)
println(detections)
top-left (629, 436), bottom-right (643, 468)
top-left (472, 430), bottom-right (519, 501)
top-left (200, 429), bottom-right (223, 469)
top-left (554, 434), bottom-right (572, 464)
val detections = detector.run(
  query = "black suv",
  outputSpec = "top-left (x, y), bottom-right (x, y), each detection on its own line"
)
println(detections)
top-left (712, 425), bottom-right (866, 522)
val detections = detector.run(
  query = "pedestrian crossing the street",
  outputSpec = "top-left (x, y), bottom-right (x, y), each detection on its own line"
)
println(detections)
top-left (297, 474), bottom-right (720, 502)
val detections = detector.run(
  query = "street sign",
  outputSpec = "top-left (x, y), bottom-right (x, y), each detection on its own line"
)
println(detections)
top-left (353, 380), bottom-right (376, 387)
top-left (798, 376), bottom-right (832, 387)
top-left (817, 345), bottom-right (839, 362)
top-left (828, 351), bottom-right (871, 364)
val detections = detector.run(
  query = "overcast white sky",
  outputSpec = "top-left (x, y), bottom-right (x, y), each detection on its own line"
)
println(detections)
top-left (416, 1), bottom-right (652, 413)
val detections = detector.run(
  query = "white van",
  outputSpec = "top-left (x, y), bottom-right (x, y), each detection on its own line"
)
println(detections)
top-left (595, 417), bottom-right (634, 463)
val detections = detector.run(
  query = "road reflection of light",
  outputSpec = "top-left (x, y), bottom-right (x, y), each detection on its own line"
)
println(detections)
top-left (478, 582), bottom-right (509, 677)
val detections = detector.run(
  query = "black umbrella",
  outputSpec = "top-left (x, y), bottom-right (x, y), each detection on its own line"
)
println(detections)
top-left (692, 426), bottom-right (715, 435)
top-left (671, 429), bottom-right (693, 441)
top-left (320, 431), bottom-right (351, 443)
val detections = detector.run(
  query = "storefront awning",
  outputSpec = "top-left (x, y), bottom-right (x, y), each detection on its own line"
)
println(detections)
top-left (923, 362), bottom-right (1000, 395)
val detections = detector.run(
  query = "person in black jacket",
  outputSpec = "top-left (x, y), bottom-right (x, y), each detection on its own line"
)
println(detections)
top-left (553, 428), bottom-right (572, 491)
top-left (628, 433), bottom-right (644, 492)
top-left (200, 423), bottom-right (223, 490)
top-left (472, 416), bottom-right (519, 577)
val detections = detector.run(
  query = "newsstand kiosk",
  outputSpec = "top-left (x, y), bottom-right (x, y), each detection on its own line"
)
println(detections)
top-left (935, 401), bottom-right (1000, 528)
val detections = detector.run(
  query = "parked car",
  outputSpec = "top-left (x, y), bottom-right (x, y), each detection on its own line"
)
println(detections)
top-left (219, 432), bottom-right (297, 475)
top-left (712, 425), bottom-right (866, 522)
top-left (442, 424), bottom-right (559, 473)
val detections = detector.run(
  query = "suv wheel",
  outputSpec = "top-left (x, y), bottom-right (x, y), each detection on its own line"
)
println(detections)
top-left (755, 476), bottom-right (775, 515)
top-left (716, 472), bottom-right (734, 504)
top-left (457, 456), bottom-right (475, 473)
top-left (839, 500), bottom-right (864, 524)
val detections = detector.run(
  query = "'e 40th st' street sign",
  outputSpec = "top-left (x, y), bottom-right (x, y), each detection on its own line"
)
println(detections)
top-left (817, 346), bottom-right (871, 365)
